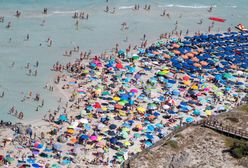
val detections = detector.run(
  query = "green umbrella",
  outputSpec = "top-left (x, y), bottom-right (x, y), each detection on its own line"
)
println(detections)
top-left (158, 71), bottom-right (166, 75)
top-left (134, 133), bottom-right (141, 138)
top-left (132, 55), bottom-right (140, 60)
top-left (223, 73), bottom-right (232, 79)
top-left (121, 131), bottom-right (129, 139)
top-left (102, 91), bottom-right (110, 96)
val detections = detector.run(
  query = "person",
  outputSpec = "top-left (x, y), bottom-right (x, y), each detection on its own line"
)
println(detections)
top-left (43, 8), bottom-right (48, 14)
top-left (75, 20), bottom-right (79, 29)
top-left (198, 19), bottom-right (203, 25)
top-left (208, 5), bottom-right (213, 12)
top-left (0, 91), bottom-right (4, 98)
top-left (6, 21), bottom-right (11, 28)
top-left (40, 20), bottom-right (45, 26)
top-left (15, 10), bottom-right (21, 17)
top-left (26, 34), bottom-right (29, 40)
top-left (161, 10), bottom-right (166, 16)
top-left (104, 6), bottom-right (109, 12)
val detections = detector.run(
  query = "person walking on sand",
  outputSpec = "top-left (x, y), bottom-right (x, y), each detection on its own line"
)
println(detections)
top-left (0, 91), bottom-right (4, 98)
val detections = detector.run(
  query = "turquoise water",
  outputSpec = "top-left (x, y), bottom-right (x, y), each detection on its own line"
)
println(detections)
top-left (0, 0), bottom-right (247, 123)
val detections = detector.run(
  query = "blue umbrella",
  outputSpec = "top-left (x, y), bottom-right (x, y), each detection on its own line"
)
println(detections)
top-left (146, 133), bottom-right (154, 140)
top-left (32, 163), bottom-right (40, 168)
top-left (145, 141), bottom-right (153, 147)
top-left (53, 143), bottom-right (62, 150)
top-left (80, 134), bottom-right (89, 140)
top-left (186, 117), bottom-right (194, 123)
top-left (193, 109), bottom-right (201, 116)
top-left (147, 125), bottom-right (155, 132)
top-left (109, 124), bottom-right (117, 130)
top-left (110, 137), bottom-right (117, 144)
top-left (59, 115), bottom-right (68, 122)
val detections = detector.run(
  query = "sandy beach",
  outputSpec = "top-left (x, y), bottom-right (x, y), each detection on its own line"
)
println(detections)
top-left (0, 1), bottom-right (248, 167)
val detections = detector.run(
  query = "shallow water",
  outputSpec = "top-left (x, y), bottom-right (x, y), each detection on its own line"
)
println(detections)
top-left (0, 0), bottom-right (247, 123)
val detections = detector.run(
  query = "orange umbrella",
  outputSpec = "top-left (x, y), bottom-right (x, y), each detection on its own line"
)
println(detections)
top-left (198, 48), bottom-right (204, 53)
top-left (67, 129), bottom-right (75, 134)
top-left (230, 64), bottom-right (237, 69)
top-left (153, 51), bottom-right (160, 55)
top-left (173, 50), bottom-right (180, 55)
top-left (187, 53), bottom-right (194, 58)
top-left (200, 61), bottom-right (208, 66)
top-left (194, 63), bottom-right (201, 67)
top-left (163, 54), bottom-right (171, 59)
top-left (172, 43), bottom-right (180, 48)
top-left (70, 138), bottom-right (78, 143)
top-left (182, 55), bottom-right (188, 59)
top-left (148, 115), bottom-right (155, 120)
top-left (192, 57), bottom-right (199, 62)
top-left (115, 104), bottom-right (123, 109)
top-left (192, 51), bottom-right (198, 55)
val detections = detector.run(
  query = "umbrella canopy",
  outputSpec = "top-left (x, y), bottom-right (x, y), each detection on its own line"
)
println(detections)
top-left (186, 117), bottom-right (194, 123)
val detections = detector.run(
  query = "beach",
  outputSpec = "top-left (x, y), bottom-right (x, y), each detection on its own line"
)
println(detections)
top-left (0, 0), bottom-right (248, 167)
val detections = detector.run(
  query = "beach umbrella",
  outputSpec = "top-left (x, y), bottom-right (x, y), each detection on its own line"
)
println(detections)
top-left (130, 89), bottom-right (138, 93)
top-left (186, 117), bottom-right (194, 123)
top-left (193, 109), bottom-right (201, 116)
top-left (113, 97), bottom-right (120, 101)
top-left (109, 124), bottom-right (117, 130)
top-left (146, 133), bottom-right (154, 140)
top-left (137, 107), bottom-right (145, 113)
top-left (205, 110), bottom-right (212, 116)
top-left (145, 141), bottom-right (153, 147)
top-left (182, 75), bottom-right (190, 81)
top-left (110, 137), bottom-right (117, 144)
top-left (115, 104), bottom-right (123, 109)
top-left (90, 135), bottom-right (97, 141)
top-left (79, 134), bottom-right (89, 140)
top-left (223, 73), bottom-right (232, 79)
top-left (32, 163), bottom-right (41, 168)
top-left (147, 125), bottom-right (155, 132)
top-left (162, 105), bottom-right (170, 110)
top-left (67, 129), bottom-right (74, 134)
top-left (53, 143), bottom-right (62, 150)
top-left (147, 103), bottom-right (157, 110)
top-left (59, 115), bottom-right (68, 122)
top-left (79, 118), bottom-right (88, 124)
top-left (134, 133), bottom-right (141, 138)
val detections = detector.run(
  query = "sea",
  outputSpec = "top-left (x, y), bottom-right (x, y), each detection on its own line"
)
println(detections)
top-left (0, 0), bottom-right (247, 123)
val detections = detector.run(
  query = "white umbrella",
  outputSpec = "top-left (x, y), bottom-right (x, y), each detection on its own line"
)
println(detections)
top-left (79, 118), bottom-right (88, 124)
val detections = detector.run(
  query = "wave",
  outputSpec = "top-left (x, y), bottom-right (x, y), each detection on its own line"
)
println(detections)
top-left (158, 4), bottom-right (217, 9)
top-left (118, 5), bottom-right (134, 10)
top-left (53, 10), bottom-right (78, 14)
top-left (225, 5), bottom-right (237, 8)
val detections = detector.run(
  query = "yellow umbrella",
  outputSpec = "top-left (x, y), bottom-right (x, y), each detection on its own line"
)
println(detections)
top-left (97, 136), bottom-right (103, 141)
top-left (113, 97), bottom-right (120, 101)
top-left (191, 85), bottom-right (198, 90)
top-left (119, 111), bottom-right (126, 116)
top-left (135, 123), bottom-right (143, 129)
top-left (205, 110), bottom-right (212, 116)
top-left (122, 127), bottom-right (129, 132)
top-left (124, 141), bottom-right (131, 146)
top-left (102, 107), bottom-right (108, 111)
top-left (137, 107), bottom-right (145, 113)
top-left (162, 70), bottom-right (169, 74)
top-left (67, 129), bottom-right (75, 134)
top-left (183, 80), bottom-right (191, 86)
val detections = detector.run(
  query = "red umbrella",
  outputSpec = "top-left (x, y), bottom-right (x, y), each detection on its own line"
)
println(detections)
top-left (116, 63), bottom-right (123, 69)
top-left (182, 76), bottom-right (190, 81)
top-left (94, 102), bottom-right (101, 109)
